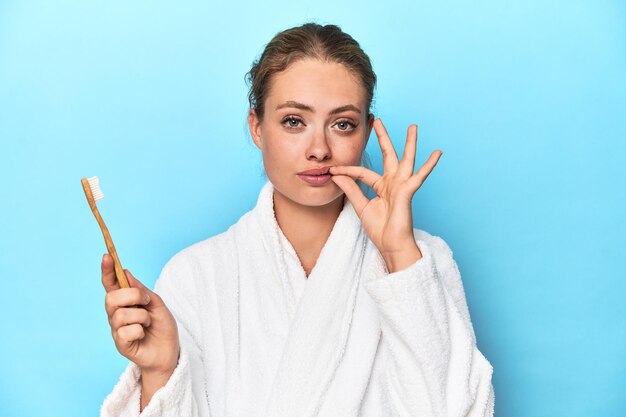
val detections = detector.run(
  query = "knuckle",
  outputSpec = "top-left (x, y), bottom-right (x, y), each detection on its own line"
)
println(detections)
top-left (130, 324), bottom-right (144, 341)
top-left (140, 310), bottom-right (151, 326)
top-left (130, 288), bottom-right (143, 303)
top-left (116, 326), bottom-right (129, 341)
top-left (115, 308), bottom-right (129, 325)
top-left (104, 292), bottom-right (116, 310)
top-left (114, 326), bottom-right (125, 340)
top-left (110, 311), bottom-right (122, 329)
top-left (118, 324), bottom-right (139, 342)
top-left (107, 316), bottom-right (117, 332)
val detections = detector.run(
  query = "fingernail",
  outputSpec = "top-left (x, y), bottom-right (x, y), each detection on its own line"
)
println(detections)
top-left (144, 293), bottom-right (151, 304)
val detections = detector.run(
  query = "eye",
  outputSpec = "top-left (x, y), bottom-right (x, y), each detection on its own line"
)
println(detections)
top-left (334, 119), bottom-right (358, 132)
top-left (281, 116), bottom-right (305, 129)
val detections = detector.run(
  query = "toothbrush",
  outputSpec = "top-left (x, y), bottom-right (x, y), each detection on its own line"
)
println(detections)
top-left (81, 176), bottom-right (130, 288)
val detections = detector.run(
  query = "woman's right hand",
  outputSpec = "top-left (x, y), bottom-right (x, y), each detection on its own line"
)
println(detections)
top-left (101, 254), bottom-right (180, 378)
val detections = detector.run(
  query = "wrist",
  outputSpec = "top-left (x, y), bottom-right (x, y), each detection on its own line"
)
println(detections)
top-left (141, 364), bottom-right (176, 380)
top-left (381, 243), bottom-right (422, 273)
top-left (140, 365), bottom-right (177, 411)
top-left (139, 347), bottom-right (180, 411)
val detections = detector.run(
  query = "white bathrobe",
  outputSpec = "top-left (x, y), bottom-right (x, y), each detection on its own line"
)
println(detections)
top-left (101, 181), bottom-right (495, 417)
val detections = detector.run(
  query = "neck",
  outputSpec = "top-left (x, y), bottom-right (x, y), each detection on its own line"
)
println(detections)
top-left (273, 190), bottom-right (345, 277)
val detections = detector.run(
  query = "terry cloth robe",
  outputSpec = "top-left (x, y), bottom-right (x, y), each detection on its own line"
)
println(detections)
top-left (101, 181), bottom-right (495, 417)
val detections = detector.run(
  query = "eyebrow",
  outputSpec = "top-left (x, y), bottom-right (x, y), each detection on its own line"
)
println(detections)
top-left (275, 100), bottom-right (362, 115)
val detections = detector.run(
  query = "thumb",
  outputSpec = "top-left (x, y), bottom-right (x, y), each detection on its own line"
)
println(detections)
top-left (124, 269), bottom-right (165, 309)
top-left (331, 174), bottom-right (369, 216)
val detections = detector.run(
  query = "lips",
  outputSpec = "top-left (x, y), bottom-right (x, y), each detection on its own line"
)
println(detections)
top-left (298, 166), bottom-right (331, 176)
top-left (297, 166), bottom-right (333, 186)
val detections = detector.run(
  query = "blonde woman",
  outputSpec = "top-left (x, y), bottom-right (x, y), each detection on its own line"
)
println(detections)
top-left (101, 22), bottom-right (495, 417)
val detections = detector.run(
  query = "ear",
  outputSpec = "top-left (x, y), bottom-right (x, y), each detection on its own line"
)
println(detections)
top-left (248, 108), bottom-right (263, 149)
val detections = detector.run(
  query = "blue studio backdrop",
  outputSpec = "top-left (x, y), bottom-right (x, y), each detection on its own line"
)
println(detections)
top-left (0, 1), bottom-right (624, 416)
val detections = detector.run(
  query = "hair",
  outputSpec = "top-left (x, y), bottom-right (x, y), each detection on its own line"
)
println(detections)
top-left (245, 22), bottom-right (377, 122)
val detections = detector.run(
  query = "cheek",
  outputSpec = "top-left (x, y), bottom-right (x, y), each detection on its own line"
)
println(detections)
top-left (333, 141), bottom-right (364, 165)
top-left (262, 136), bottom-right (299, 168)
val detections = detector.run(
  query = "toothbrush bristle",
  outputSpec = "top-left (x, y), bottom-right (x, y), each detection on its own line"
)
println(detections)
top-left (87, 176), bottom-right (105, 201)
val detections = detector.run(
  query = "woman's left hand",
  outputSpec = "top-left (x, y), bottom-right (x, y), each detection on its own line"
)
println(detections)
top-left (330, 118), bottom-right (443, 273)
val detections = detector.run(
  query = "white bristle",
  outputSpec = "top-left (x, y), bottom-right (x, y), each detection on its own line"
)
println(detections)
top-left (87, 176), bottom-right (105, 201)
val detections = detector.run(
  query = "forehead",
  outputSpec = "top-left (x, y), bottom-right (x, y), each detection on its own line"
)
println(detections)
top-left (265, 58), bottom-right (366, 111)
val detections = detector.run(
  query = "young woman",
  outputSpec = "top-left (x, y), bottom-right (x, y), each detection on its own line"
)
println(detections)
top-left (100, 23), bottom-right (495, 417)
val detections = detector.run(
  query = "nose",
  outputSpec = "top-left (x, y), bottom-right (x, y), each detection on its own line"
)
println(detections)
top-left (306, 129), bottom-right (331, 162)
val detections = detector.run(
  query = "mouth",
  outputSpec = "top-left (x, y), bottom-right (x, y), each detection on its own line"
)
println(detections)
top-left (297, 166), bottom-right (331, 176)
top-left (297, 166), bottom-right (333, 186)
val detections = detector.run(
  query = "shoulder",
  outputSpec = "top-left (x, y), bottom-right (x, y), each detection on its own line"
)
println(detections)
top-left (154, 220), bottom-right (243, 296)
top-left (165, 223), bottom-right (241, 275)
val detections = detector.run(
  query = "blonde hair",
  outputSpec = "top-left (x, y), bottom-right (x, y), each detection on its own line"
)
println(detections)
top-left (245, 22), bottom-right (377, 122)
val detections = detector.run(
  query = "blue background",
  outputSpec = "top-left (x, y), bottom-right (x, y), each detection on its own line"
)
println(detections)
top-left (1, 1), bottom-right (624, 416)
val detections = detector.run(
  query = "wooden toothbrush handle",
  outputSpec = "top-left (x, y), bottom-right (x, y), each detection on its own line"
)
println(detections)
top-left (81, 178), bottom-right (130, 288)
top-left (93, 207), bottom-right (130, 289)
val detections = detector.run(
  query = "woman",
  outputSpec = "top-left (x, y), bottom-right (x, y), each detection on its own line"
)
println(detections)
top-left (100, 23), bottom-right (495, 417)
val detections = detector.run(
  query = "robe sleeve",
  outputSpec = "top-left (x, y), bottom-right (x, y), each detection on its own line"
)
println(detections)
top-left (363, 231), bottom-right (495, 417)
top-left (100, 255), bottom-right (210, 417)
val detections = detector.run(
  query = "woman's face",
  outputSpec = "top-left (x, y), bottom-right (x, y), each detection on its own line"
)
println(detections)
top-left (248, 58), bottom-right (374, 208)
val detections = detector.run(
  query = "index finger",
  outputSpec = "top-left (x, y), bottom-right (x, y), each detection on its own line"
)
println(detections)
top-left (101, 253), bottom-right (121, 292)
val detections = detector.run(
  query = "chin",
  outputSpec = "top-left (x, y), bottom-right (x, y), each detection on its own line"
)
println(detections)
top-left (273, 180), bottom-right (344, 208)
top-left (303, 191), bottom-right (344, 207)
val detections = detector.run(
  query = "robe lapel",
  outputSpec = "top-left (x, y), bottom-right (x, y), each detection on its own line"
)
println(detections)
top-left (257, 182), bottom-right (374, 417)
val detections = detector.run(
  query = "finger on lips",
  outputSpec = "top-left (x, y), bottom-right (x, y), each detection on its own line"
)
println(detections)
top-left (330, 175), bottom-right (369, 215)
top-left (330, 166), bottom-right (381, 188)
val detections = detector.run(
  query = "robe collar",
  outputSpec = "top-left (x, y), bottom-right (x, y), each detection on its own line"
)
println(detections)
top-left (253, 181), bottom-right (371, 417)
